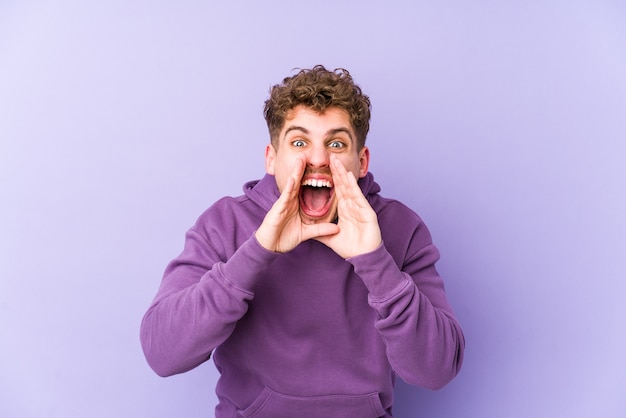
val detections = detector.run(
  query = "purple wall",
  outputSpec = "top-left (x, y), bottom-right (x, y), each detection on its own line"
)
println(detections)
top-left (2, 1), bottom-right (625, 417)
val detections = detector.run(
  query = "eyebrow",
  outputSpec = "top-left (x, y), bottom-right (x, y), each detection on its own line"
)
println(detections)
top-left (283, 126), bottom-right (309, 138)
top-left (326, 128), bottom-right (354, 141)
top-left (283, 126), bottom-right (354, 142)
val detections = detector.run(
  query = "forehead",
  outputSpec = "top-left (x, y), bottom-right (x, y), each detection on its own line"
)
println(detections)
top-left (281, 105), bottom-right (353, 136)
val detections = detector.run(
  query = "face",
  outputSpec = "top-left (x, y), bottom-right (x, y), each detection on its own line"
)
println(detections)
top-left (265, 105), bottom-right (370, 224)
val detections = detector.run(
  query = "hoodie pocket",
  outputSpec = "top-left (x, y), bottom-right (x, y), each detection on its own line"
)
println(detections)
top-left (237, 387), bottom-right (385, 418)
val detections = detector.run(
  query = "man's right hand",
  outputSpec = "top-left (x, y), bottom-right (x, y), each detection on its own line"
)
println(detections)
top-left (255, 158), bottom-right (339, 253)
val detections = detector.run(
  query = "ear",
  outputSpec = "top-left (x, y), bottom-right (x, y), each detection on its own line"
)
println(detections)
top-left (265, 144), bottom-right (276, 175)
top-left (357, 146), bottom-right (370, 178)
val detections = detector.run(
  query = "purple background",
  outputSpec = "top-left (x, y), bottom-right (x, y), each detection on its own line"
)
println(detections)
top-left (2, 1), bottom-right (625, 417)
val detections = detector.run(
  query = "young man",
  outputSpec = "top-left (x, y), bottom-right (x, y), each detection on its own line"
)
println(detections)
top-left (140, 65), bottom-right (464, 418)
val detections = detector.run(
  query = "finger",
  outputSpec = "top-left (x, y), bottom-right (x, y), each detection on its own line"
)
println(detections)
top-left (267, 176), bottom-right (299, 222)
top-left (331, 157), bottom-right (363, 202)
top-left (302, 222), bottom-right (340, 242)
top-left (290, 157), bottom-right (305, 192)
top-left (272, 158), bottom-right (304, 212)
top-left (277, 175), bottom-right (296, 205)
top-left (330, 157), bottom-right (349, 200)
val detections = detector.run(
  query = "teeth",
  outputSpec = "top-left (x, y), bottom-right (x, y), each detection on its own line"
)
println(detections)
top-left (301, 179), bottom-right (332, 188)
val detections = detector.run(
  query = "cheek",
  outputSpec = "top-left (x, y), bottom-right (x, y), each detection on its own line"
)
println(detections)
top-left (338, 156), bottom-right (362, 177)
top-left (272, 160), bottom-right (293, 192)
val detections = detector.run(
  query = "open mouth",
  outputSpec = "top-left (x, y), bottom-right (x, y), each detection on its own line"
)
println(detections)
top-left (299, 178), bottom-right (334, 220)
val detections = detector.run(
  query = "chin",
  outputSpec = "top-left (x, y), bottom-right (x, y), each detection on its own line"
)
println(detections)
top-left (300, 208), bottom-right (338, 225)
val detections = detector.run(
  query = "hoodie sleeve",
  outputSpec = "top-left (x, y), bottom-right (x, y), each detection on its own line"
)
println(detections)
top-left (347, 213), bottom-right (465, 390)
top-left (140, 226), bottom-right (279, 377)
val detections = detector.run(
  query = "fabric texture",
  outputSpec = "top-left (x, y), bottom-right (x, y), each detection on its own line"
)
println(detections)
top-left (140, 172), bottom-right (464, 418)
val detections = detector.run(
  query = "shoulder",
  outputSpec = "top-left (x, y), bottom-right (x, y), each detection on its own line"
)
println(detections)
top-left (371, 194), bottom-right (424, 226)
top-left (196, 195), bottom-right (246, 219)
top-left (190, 194), bottom-right (264, 245)
top-left (370, 194), bottom-right (436, 257)
top-left (362, 173), bottom-right (425, 227)
top-left (197, 193), bottom-right (262, 222)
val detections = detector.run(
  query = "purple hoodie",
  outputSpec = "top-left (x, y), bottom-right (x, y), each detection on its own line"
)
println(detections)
top-left (140, 173), bottom-right (464, 418)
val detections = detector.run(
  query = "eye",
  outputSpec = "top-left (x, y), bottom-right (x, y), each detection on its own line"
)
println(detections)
top-left (292, 139), bottom-right (306, 147)
top-left (328, 140), bottom-right (345, 149)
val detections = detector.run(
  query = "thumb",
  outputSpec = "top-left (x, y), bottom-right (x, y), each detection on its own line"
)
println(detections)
top-left (301, 222), bottom-right (339, 242)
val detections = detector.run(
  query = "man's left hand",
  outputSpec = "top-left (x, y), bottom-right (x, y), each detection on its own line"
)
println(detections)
top-left (315, 157), bottom-right (382, 258)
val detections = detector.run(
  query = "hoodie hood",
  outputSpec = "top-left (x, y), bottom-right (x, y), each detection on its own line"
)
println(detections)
top-left (243, 172), bottom-right (381, 212)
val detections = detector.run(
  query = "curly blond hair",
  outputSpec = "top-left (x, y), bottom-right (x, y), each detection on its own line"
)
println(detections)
top-left (264, 65), bottom-right (371, 150)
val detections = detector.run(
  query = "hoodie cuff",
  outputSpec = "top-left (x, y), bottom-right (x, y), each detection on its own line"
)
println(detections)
top-left (218, 236), bottom-right (280, 293)
top-left (347, 242), bottom-right (409, 300)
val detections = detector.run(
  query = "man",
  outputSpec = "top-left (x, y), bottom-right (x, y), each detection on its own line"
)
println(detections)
top-left (140, 65), bottom-right (464, 417)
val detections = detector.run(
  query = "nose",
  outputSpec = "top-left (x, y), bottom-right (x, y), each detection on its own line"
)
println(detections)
top-left (306, 143), bottom-right (330, 169)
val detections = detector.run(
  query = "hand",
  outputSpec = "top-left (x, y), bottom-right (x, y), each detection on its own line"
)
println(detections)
top-left (315, 157), bottom-right (382, 258)
top-left (255, 158), bottom-right (340, 253)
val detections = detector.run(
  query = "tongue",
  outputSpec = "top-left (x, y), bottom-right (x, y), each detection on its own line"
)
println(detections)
top-left (301, 186), bottom-right (330, 212)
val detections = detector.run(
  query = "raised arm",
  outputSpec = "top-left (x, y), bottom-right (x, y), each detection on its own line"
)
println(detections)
top-left (140, 230), bottom-right (278, 377)
top-left (349, 235), bottom-right (465, 389)
top-left (318, 157), bottom-right (464, 388)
